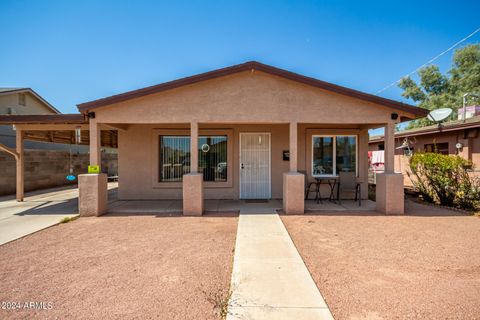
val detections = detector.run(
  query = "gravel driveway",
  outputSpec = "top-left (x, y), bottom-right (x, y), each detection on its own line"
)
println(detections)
top-left (0, 213), bottom-right (238, 319)
top-left (281, 201), bottom-right (480, 320)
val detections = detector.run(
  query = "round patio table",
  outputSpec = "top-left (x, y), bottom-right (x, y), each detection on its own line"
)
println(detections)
top-left (314, 176), bottom-right (340, 204)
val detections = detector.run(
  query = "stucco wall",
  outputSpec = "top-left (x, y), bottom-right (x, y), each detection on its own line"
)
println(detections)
top-left (118, 123), bottom-right (369, 200)
top-left (471, 132), bottom-right (480, 167)
top-left (0, 92), bottom-right (54, 115)
top-left (92, 70), bottom-right (401, 201)
top-left (92, 70), bottom-right (413, 125)
top-left (0, 150), bottom-right (117, 196)
top-left (118, 124), bottom-right (289, 199)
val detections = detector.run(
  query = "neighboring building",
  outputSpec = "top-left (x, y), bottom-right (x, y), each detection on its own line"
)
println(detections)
top-left (0, 61), bottom-right (428, 214)
top-left (0, 87), bottom-right (59, 114)
top-left (0, 87), bottom-right (88, 151)
top-left (369, 116), bottom-right (480, 186)
top-left (0, 88), bottom-right (116, 195)
top-left (1, 88), bottom-right (57, 148)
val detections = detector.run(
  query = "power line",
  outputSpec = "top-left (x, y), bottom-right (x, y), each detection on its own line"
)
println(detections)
top-left (376, 26), bottom-right (480, 94)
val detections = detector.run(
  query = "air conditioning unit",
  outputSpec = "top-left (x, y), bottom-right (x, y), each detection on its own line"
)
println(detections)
top-left (6, 107), bottom-right (17, 115)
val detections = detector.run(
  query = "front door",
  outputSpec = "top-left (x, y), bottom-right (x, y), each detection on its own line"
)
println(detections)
top-left (240, 132), bottom-right (271, 199)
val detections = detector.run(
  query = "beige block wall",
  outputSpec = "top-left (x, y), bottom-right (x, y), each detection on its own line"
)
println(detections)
top-left (0, 150), bottom-right (117, 195)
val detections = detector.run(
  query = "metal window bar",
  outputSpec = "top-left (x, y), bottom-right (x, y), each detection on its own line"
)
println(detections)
top-left (159, 136), bottom-right (190, 182)
top-left (199, 136), bottom-right (227, 182)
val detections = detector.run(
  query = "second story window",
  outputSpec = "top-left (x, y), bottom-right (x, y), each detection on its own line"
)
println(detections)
top-left (18, 93), bottom-right (26, 106)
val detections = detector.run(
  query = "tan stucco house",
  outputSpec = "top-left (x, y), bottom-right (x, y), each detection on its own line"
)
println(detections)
top-left (0, 62), bottom-right (428, 215)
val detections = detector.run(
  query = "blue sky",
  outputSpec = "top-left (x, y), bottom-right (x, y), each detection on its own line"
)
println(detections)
top-left (1, 0), bottom-right (479, 115)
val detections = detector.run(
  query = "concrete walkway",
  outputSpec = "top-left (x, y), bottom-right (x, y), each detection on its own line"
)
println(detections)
top-left (0, 183), bottom-right (117, 245)
top-left (227, 208), bottom-right (334, 320)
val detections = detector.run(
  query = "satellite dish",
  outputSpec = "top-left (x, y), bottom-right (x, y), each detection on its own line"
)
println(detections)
top-left (427, 108), bottom-right (452, 122)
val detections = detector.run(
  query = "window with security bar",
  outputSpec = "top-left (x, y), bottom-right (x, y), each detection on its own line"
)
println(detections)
top-left (159, 136), bottom-right (191, 182)
top-left (198, 136), bottom-right (228, 182)
top-left (159, 135), bottom-right (228, 182)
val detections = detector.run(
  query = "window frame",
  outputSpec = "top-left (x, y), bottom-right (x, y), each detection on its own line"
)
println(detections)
top-left (158, 135), bottom-right (191, 183)
top-left (424, 142), bottom-right (449, 155)
top-left (152, 128), bottom-right (233, 189)
top-left (198, 135), bottom-right (229, 183)
top-left (18, 93), bottom-right (26, 106)
top-left (311, 134), bottom-right (358, 177)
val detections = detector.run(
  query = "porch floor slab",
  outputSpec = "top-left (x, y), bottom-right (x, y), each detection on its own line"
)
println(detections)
top-left (305, 199), bottom-right (376, 212)
top-left (107, 199), bottom-right (284, 214)
top-left (226, 210), bottom-right (334, 320)
top-left (107, 199), bottom-right (374, 214)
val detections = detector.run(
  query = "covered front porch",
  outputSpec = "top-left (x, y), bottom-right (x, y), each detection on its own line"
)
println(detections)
top-left (80, 119), bottom-right (399, 216)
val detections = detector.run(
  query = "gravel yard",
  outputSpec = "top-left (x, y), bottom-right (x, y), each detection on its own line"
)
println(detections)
top-left (0, 213), bottom-right (238, 319)
top-left (281, 201), bottom-right (480, 320)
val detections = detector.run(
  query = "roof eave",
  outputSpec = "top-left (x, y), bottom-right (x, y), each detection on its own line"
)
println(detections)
top-left (368, 121), bottom-right (480, 143)
top-left (0, 114), bottom-right (87, 125)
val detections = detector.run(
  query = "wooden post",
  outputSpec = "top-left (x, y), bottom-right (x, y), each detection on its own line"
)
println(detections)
top-left (89, 120), bottom-right (101, 167)
top-left (16, 129), bottom-right (24, 201)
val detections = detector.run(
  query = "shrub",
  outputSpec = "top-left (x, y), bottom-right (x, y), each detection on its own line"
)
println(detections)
top-left (408, 152), bottom-right (480, 211)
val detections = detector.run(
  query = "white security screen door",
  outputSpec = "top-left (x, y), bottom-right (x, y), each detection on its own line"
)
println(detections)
top-left (240, 133), bottom-right (271, 199)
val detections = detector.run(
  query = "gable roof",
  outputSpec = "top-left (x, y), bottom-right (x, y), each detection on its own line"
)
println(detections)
top-left (0, 87), bottom-right (60, 113)
top-left (77, 61), bottom-right (428, 119)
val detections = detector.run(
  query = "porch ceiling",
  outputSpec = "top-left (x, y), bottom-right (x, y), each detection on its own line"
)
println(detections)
top-left (0, 114), bottom-right (117, 147)
top-left (21, 130), bottom-right (118, 148)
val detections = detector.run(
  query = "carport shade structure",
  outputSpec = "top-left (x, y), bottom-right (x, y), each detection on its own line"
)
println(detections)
top-left (0, 114), bottom-right (117, 201)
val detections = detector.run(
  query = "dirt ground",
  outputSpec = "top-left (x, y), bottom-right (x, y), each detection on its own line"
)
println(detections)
top-left (0, 213), bottom-right (238, 320)
top-left (281, 201), bottom-right (480, 320)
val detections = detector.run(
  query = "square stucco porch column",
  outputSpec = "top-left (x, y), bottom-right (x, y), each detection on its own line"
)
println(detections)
top-left (79, 120), bottom-right (107, 216)
top-left (376, 122), bottom-right (404, 214)
top-left (283, 122), bottom-right (305, 214)
top-left (183, 121), bottom-right (203, 216)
